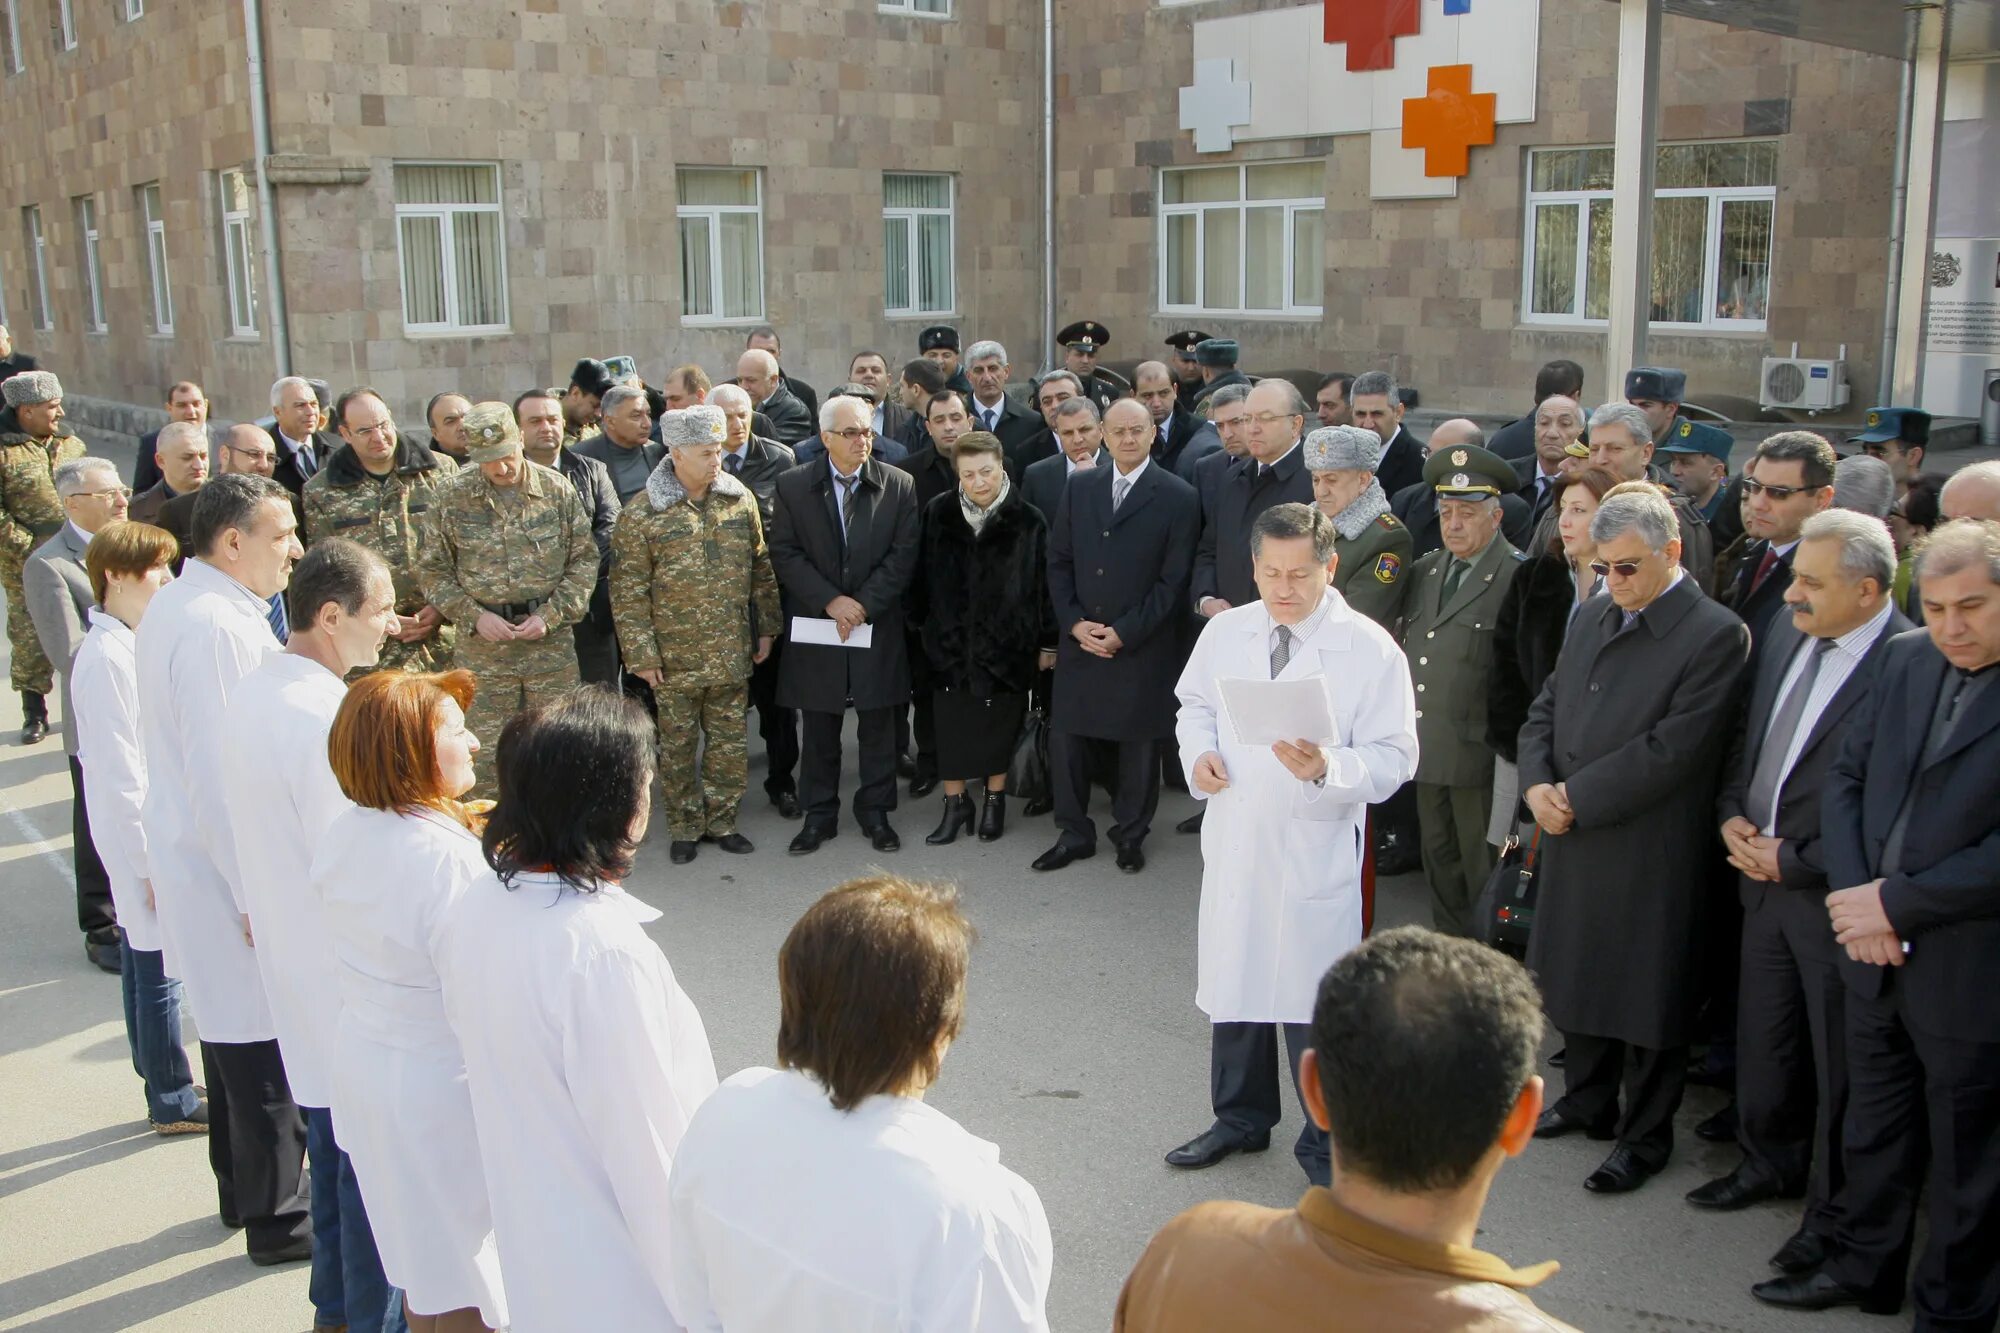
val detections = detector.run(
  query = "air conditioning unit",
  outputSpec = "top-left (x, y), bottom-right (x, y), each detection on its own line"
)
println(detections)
top-left (1760, 346), bottom-right (1851, 413)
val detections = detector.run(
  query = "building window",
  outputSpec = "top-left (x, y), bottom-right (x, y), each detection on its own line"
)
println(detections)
top-left (219, 169), bottom-right (258, 337)
top-left (878, 0), bottom-right (949, 14)
top-left (123, 0), bottom-right (140, 19)
top-left (22, 206), bottom-right (49, 329)
top-left (3, 0), bottom-right (22, 73)
top-left (1523, 141), bottom-right (1776, 331)
top-left (677, 168), bottom-right (764, 323)
top-left (73, 194), bottom-right (105, 332)
top-left (56, 0), bottom-right (74, 50)
top-left (138, 182), bottom-right (172, 334)
top-left (883, 173), bottom-right (954, 316)
top-left (392, 163), bottom-right (508, 333)
top-left (1158, 162), bottom-right (1325, 317)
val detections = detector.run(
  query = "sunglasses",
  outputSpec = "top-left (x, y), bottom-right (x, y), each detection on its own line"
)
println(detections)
top-left (1589, 559), bottom-right (1647, 578)
top-left (1741, 478), bottom-right (1823, 501)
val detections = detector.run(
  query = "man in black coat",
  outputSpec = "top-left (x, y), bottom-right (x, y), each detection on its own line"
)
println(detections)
top-left (1193, 380), bottom-right (1314, 618)
top-left (1720, 431), bottom-right (1836, 658)
top-left (1134, 361), bottom-right (1221, 482)
top-left (1754, 518), bottom-right (2000, 1322)
top-left (1190, 383), bottom-right (1254, 523)
top-left (736, 347), bottom-right (815, 448)
top-left (0, 323), bottom-right (36, 382)
top-left (888, 387), bottom-right (971, 797)
top-left (768, 395), bottom-right (921, 854)
top-left (1039, 398), bottom-right (1199, 874)
top-left (1519, 487), bottom-right (1751, 1195)
top-left (1348, 371), bottom-right (1426, 501)
top-left (894, 389), bottom-right (968, 518)
top-left (1022, 399), bottom-right (1108, 525)
top-left (962, 341), bottom-right (1048, 461)
top-left (515, 388), bottom-right (622, 686)
top-left (1511, 394), bottom-right (1584, 533)
top-left (1488, 358), bottom-right (1585, 463)
top-left (132, 381), bottom-right (214, 496)
top-left (268, 375), bottom-right (338, 500)
top-left (1188, 338), bottom-right (1250, 416)
top-left (745, 326), bottom-right (818, 419)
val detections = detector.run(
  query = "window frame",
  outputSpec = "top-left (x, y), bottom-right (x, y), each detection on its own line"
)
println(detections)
top-left (1156, 162), bottom-right (1326, 319)
top-left (1519, 141), bottom-right (1778, 333)
top-left (675, 167), bottom-right (767, 326)
top-left (390, 160), bottom-right (511, 336)
top-left (56, 0), bottom-right (74, 50)
top-left (877, 0), bottom-right (950, 15)
top-left (218, 168), bottom-right (259, 338)
top-left (4, 0), bottom-right (22, 74)
top-left (882, 172), bottom-right (956, 318)
top-left (23, 206), bottom-right (50, 330)
top-left (122, 0), bottom-right (140, 20)
top-left (139, 182), bottom-right (172, 335)
top-left (73, 193), bottom-right (105, 333)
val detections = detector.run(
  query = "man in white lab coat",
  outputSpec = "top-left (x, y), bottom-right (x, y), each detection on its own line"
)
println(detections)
top-left (136, 473), bottom-right (312, 1263)
top-left (1167, 502), bottom-right (1418, 1185)
top-left (222, 537), bottom-right (404, 1331)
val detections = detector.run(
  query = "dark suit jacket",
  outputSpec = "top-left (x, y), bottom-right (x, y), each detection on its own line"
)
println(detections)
top-left (725, 435), bottom-right (796, 531)
top-left (554, 446), bottom-right (622, 634)
top-left (126, 480), bottom-right (178, 528)
top-left (757, 383), bottom-right (817, 449)
top-left (156, 488), bottom-right (200, 564)
top-left (1376, 425), bottom-right (1425, 500)
top-left (1046, 461), bottom-right (1199, 741)
top-left (768, 457), bottom-right (921, 713)
top-left (966, 394), bottom-right (1046, 464)
top-left (1192, 441), bottom-right (1313, 609)
top-left (135, 423), bottom-right (226, 494)
top-left (1193, 447), bottom-right (1241, 524)
top-left (1158, 407), bottom-right (1221, 481)
top-left (1389, 481), bottom-right (1533, 560)
top-left (1021, 450), bottom-right (1106, 526)
top-left (892, 439), bottom-right (958, 520)
top-left (1720, 537), bottom-right (1796, 656)
top-left (1823, 629), bottom-right (2000, 1039)
top-left (780, 371), bottom-right (818, 420)
top-left (272, 429), bottom-right (338, 500)
top-left (1488, 413), bottom-right (1536, 463)
top-left (1512, 456), bottom-right (1567, 531)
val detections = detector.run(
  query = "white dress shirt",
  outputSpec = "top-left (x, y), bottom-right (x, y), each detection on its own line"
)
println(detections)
top-left (973, 397), bottom-right (1006, 434)
top-left (1759, 601), bottom-right (1895, 835)
top-left (71, 610), bottom-right (162, 952)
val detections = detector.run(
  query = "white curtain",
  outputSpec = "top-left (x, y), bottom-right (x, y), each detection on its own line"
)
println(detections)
top-left (400, 215), bottom-right (446, 326)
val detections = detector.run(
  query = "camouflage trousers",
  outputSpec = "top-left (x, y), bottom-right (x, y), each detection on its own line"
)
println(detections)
top-left (459, 636), bottom-right (580, 800)
top-left (0, 550), bottom-right (52, 695)
top-left (657, 682), bottom-right (749, 841)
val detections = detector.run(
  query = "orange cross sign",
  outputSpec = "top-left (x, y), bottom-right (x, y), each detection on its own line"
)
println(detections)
top-left (1401, 64), bottom-right (1497, 177)
top-left (1323, 0), bottom-right (1418, 73)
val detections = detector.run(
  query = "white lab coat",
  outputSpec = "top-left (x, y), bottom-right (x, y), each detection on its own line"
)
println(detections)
top-left (436, 870), bottom-right (718, 1333)
top-left (220, 653), bottom-right (350, 1109)
top-left (70, 611), bottom-right (162, 953)
top-left (1175, 592), bottom-right (1417, 1024)
top-left (312, 804), bottom-right (507, 1326)
top-left (667, 1066), bottom-right (1054, 1333)
top-left (136, 559), bottom-right (280, 1042)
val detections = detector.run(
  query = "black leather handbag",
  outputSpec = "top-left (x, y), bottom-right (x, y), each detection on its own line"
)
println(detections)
top-left (1475, 823), bottom-right (1541, 957)
top-left (1005, 706), bottom-right (1052, 804)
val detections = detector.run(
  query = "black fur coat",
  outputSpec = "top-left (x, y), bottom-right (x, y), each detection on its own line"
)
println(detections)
top-left (1488, 550), bottom-right (1594, 762)
top-left (913, 486), bottom-right (1056, 698)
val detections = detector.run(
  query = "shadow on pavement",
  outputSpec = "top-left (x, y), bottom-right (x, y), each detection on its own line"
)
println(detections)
top-left (0, 1124), bottom-right (168, 1202)
top-left (0, 1248), bottom-right (266, 1330)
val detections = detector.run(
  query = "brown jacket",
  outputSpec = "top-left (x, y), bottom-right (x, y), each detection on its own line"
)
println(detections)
top-left (1115, 1189), bottom-right (1580, 1333)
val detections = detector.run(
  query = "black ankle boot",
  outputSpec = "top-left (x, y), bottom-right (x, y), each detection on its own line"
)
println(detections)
top-left (19, 691), bottom-right (47, 745)
top-left (978, 791), bottom-right (1006, 842)
top-left (925, 794), bottom-right (975, 846)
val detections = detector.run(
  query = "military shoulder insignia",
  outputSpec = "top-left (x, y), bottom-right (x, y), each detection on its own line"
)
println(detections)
top-left (1511, 549), bottom-right (1528, 561)
top-left (1378, 513), bottom-right (1401, 528)
top-left (1678, 420), bottom-right (1693, 438)
top-left (1450, 449), bottom-right (1469, 466)
top-left (1373, 553), bottom-right (1402, 584)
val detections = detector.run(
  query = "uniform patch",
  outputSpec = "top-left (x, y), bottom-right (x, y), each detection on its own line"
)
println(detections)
top-left (1373, 553), bottom-right (1402, 584)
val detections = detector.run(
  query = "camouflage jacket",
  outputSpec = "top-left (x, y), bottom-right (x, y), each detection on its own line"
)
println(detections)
top-left (419, 460), bottom-right (597, 633)
top-left (0, 411), bottom-right (86, 559)
top-left (301, 436), bottom-right (459, 612)
top-left (609, 459), bottom-right (780, 687)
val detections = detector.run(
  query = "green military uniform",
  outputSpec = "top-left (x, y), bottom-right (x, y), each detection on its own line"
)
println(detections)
top-left (609, 457), bottom-right (779, 844)
top-left (420, 459), bottom-right (597, 796)
top-left (1398, 445), bottom-right (1526, 937)
top-left (302, 436), bottom-right (459, 674)
top-left (0, 409), bottom-right (85, 695)
top-left (1331, 506), bottom-right (1413, 630)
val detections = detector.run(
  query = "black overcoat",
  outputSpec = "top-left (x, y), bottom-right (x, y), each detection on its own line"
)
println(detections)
top-left (912, 488), bottom-right (1054, 698)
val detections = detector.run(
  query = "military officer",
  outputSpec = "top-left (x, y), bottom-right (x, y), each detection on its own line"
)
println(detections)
top-left (418, 403), bottom-right (595, 795)
top-left (0, 371), bottom-right (86, 743)
top-left (302, 387), bottom-right (460, 673)
top-left (1189, 338), bottom-right (1251, 417)
top-left (610, 406), bottom-right (780, 866)
top-left (1057, 320), bottom-right (1126, 414)
top-left (918, 325), bottom-right (974, 398)
top-left (1164, 329), bottom-right (1213, 415)
top-left (1851, 405), bottom-right (1931, 496)
top-left (1398, 443), bottom-right (1526, 937)
top-left (1305, 425), bottom-right (1412, 631)
top-left (1625, 365), bottom-right (1689, 452)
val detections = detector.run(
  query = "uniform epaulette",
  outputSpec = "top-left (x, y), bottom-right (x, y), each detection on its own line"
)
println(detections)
top-left (1378, 513), bottom-right (1401, 529)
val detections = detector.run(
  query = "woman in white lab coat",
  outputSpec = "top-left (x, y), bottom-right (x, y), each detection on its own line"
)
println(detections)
top-left (436, 688), bottom-right (717, 1333)
top-left (314, 668), bottom-right (506, 1333)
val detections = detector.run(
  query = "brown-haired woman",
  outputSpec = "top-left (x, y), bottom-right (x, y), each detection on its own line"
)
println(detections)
top-left (310, 669), bottom-right (507, 1333)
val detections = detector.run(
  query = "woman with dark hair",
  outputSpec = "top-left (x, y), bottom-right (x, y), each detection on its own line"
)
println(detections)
top-left (436, 687), bottom-right (717, 1332)
top-left (911, 431), bottom-right (1057, 845)
top-left (313, 668), bottom-right (505, 1333)
top-left (1888, 471), bottom-right (1944, 621)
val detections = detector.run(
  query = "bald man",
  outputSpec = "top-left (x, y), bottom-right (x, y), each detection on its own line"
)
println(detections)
top-left (1941, 461), bottom-right (2000, 523)
top-left (734, 348), bottom-right (814, 447)
top-left (1134, 360), bottom-right (1220, 481)
top-left (1391, 420), bottom-right (1533, 558)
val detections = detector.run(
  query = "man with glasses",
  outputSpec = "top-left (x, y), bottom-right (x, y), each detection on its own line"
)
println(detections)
top-left (1193, 381), bottom-right (1315, 621)
top-left (160, 425), bottom-right (282, 560)
top-left (1529, 401), bottom-right (1715, 592)
top-left (1724, 432), bottom-right (1837, 656)
top-left (1519, 484), bottom-right (1751, 1196)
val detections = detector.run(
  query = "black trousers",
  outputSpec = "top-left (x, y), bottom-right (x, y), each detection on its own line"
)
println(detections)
top-left (800, 706), bottom-right (899, 826)
top-left (1050, 730), bottom-right (1161, 851)
top-left (67, 756), bottom-right (115, 940)
top-left (1829, 980), bottom-right (2000, 1328)
top-left (200, 1039), bottom-right (310, 1254)
top-left (1555, 1031), bottom-right (1688, 1169)
top-left (1735, 884), bottom-right (1848, 1233)
top-left (1210, 1021), bottom-right (1329, 1185)
top-left (895, 628), bottom-right (937, 775)
top-left (749, 639), bottom-right (798, 797)
top-left (573, 615), bottom-right (621, 688)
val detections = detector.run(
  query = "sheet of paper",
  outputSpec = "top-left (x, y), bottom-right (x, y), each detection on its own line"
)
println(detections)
top-left (1218, 675), bottom-right (1337, 747)
top-left (791, 616), bottom-right (874, 649)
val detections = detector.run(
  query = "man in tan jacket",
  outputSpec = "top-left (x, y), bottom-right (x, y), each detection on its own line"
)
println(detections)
top-left (1116, 928), bottom-right (1579, 1332)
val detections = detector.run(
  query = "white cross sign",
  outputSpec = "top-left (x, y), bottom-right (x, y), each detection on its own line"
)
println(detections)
top-left (1179, 58), bottom-right (1252, 154)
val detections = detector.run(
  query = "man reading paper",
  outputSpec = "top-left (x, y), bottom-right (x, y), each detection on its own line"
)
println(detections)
top-left (1167, 502), bottom-right (1418, 1185)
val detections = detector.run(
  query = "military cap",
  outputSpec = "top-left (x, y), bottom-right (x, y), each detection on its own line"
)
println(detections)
top-left (1057, 320), bottom-right (1110, 352)
top-left (1425, 442), bottom-right (1518, 498)
top-left (1852, 405), bottom-right (1930, 447)
top-left (1303, 425), bottom-right (1382, 474)
top-left (1193, 337), bottom-right (1239, 369)
top-left (569, 357), bottom-right (615, 398)
top-left (306, 378), bottom-right (332, 410)
top-left (1, 370), bottom-right (61, 406)
top-left (1657, 418), bottom-right (1732, 463)
top-left (1164, 329), bottom-right (1214, 353)
top-left (1624, 365), bottom-right (1686, 403)
top-left (660, 405), bottom-right (727, 449)
top-left (918, 325), bottom-right (960, 353)
top-left (461, 401), bottom-right (522, 464)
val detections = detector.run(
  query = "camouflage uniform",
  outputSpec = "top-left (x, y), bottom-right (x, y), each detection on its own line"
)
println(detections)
top-left (0, 412), bottom-right (85, 694)
top-left (419, 460), bottom-right (596, 797)
top-left (610, 461), bottom-right (779, 842)
top-left (302, 439), bottom-right (459, 673)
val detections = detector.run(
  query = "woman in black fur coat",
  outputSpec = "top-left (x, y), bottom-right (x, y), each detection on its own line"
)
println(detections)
top-left (911, 432), bottom-right (1058, 844)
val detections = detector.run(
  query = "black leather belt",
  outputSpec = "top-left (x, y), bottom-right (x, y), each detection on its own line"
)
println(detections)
top-left (478, 598), bottom-right (544, 620)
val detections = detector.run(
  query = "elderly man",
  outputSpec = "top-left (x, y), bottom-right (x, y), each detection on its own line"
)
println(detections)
top-left (1169, 503), bottom-right (1418, 1182)
top-left (268, 376), bottom-right (334, 498)
top-left (24, 457), bottom-right (128, 969)
top-left (1022, 397), bottom-right (1107, 524)
top-left (1307, 425), bottom-right (1411, 631)
top-left (737, 347), bottom-right (814, 448)
top-left (1400, 445), bottom-right (1526, 936)
top-left (1834, 455), bottom-right (1896, 521)
top-left (961, 340), bottom-right (1046, 465)
top-left (138, 473), bottom-right (311, 1263)
top-left (1, 369), bottom-right (86, 744)
top-left (1625, 365), bottom-right (1689, 447)
top-left (1347, 372), bottom-right (1425, 500)
top-left (1192, 383), bottom-right (1254, 523)
top-left (1519, 485), bottom-right (1750, 1194)
top-left (1490, 359), bottom-right (1586, 463)
top-left (1165, 330), bottom-right (1212, 413)
top-left (515, 388), bottom-right (621, 687)
top-left (1720, 431), bottom-right (1837, 654)
top-left (1753, 519), bottom-right (2000, 1322)
top-left (129, 421), bottom-right (210, 527)
top-left (572, 383), bottom-right (663, 505)
top-left (1516, 394), bottom-right (1585, 529)
top-left (1136, 360), bottom-right (1221, 481)
top-left (744, 326), bottom-right (819, 417)
top-left (424, 391), bottom-right (473, 462)
top-left (1531, 402), bottom-right (1715, 590)
top-left (1940, 459), bottom-right (2000, 522)
top-left (612, 406), bottom-right (780, 863)
top-left (1852, 407), bottom-right (1931, 497)
top-left (1391, 419), bottom-right (1532, 558)
top-left (0, 323), bottom-right (34, 380)
top-left (133, 381), bottom-right (212, 496)
top-left (419, 403), bottom-right (595, 795)
top-left (1189, 338), bottom-right (1250, 416)
top-left (562, 357), bottom-right (614, 445)
top-left (1313, 372), bottom-right (1355, 430)
top-left (1194, 379), bottom-right (1315, 618)
top-left (303, 387), bottom-right (457, 673)
top-left (824, 382), bottom-right (907, 464)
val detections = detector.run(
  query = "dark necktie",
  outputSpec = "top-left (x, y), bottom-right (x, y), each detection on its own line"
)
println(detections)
top-left (836, 474), bottom-right (858, 540)
top-left (724, 453), bottom-right (742, 476)
top-left (1270, 624), bottom-right (1293, 678)
top-left (1748, 546), bottom-right (1781, 598)
top-left (1441, 558), bottom-right (1468, 604)
top-left (267, 593), bottom-right (290, 645)
top-left (981, 406), bottom-right (997, 433)
top-left (1745, 637), bottom-right (1836, 827)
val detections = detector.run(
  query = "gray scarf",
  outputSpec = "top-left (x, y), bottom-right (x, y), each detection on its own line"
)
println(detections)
top-left (958, 476), bottom-right (1012, 536)
top-left (1330, 480), bottom-right (1392, 540)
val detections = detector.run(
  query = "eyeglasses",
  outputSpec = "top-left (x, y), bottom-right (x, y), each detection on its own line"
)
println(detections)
top-left (1248, 412), bottom-right (1301, 427)
top-left (1740, 478), bottom-right (1823, 502)
top-left (1589, 559), bottom-right (1647, 578)
top-left (224, 444), bottom-right (278, 464)
top-left (350, 422), bottom-right (394, 440)
top-left (79, 486), bottom-right (133, 500)
top-left (827, 427), bottom-right (873, 442)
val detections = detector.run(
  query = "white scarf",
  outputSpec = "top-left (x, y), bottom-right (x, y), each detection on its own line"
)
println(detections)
top-left (958, 476), bottom-right (1012, 536)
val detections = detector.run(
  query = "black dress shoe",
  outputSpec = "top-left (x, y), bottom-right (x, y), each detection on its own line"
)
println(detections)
top-left (1164, 1126), bottom-right (1270, 1169)
top-left (669, 840), bottom-right (697, 865)
top-left (772, 790), bottom-right (802, 819)
top-left (1375, 829), bottom-right (1422, 875)
top-left (1115, 844), bottom-right (1145, 873)
top-left (909, 769), bottom-right (940, 799)
top-left (20, 714), bottom-right (48, 745)
top-left (1751, 1271), bottom-right (1900, 1315)
top-left (862, 821), bottom-right (901, 853)
top-left (977, 792), bottom-right (1005, 842)
top-left (1769, 1227), bottom-right (1830, 1275)
top-left (713, 833), bottom-right (754, 854)
top-left (1176, 810), bottom-right (1204, 834)
top-left (84, 936), bottom-right (123, 973)
top-left (789, 825), bottom-right (837, 855)
top-left (248, 1237), bottom-right (314, 1266)
top-left (1023, 795), bottom-right (1053, 817)
top-left (1031, 842), bottom-right (1094, 872)
top-left (1583, 1145), bottom-right (1660, 1194)
top-left (926, 794), bottom-right (975, 845)
top-left (1693, 1103), bottom-right (1739, 1143)
top-left (896, 752), bottom-right (918, 780)
top-left (1533, 1106), bottom-right (1616, 1140)
top-left (1686, 1164), bottom-right (1798, 1211)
